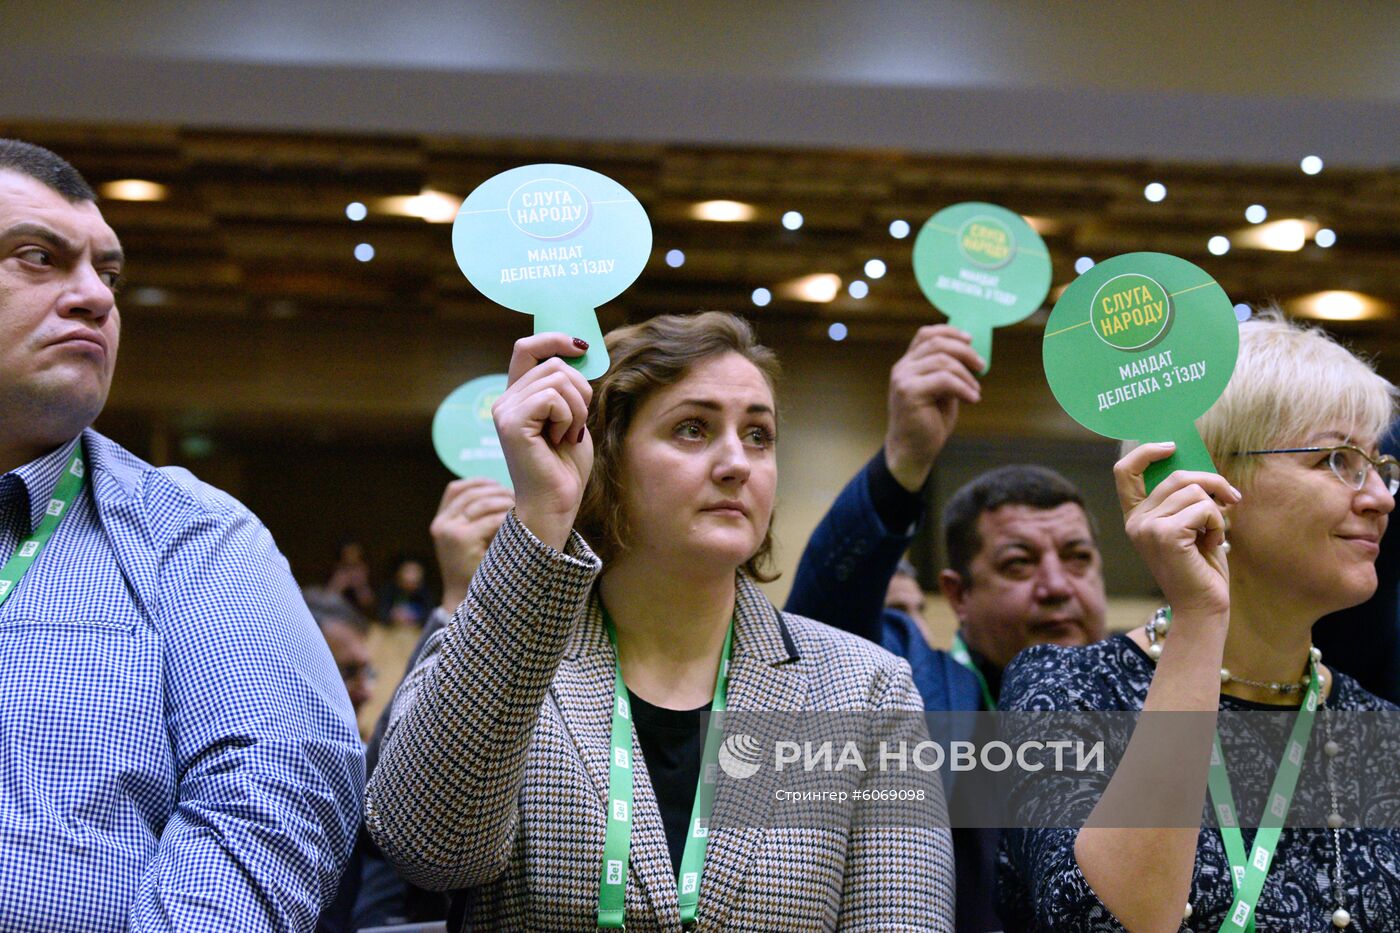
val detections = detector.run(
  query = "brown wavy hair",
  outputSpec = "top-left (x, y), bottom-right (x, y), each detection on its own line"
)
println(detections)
top-left (577, 311), bottom-right (780, 581)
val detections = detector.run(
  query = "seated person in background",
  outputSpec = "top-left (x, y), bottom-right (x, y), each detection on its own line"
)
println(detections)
top-left (785, 324), bottom-right (1108, 933)
top-left (327, 539), bottom-right (376, 616)
top-left (785, 323), bottom-right (1109, 712)
top-left (304, 587), bottom-right (376, 716)
top-left (378, 555), bottom-right (434, 627)
top-left (885, 557), bottom-right (934, 644)
top-left (1314, 417), bottom-right (1400, 703)
top-left (0, 138), bottom-right (362, 930)
top-left (367, 313), bottom-right (953, 929)
top-left (302, 587), bottom-right (375, 933)
top-left (347, 476), bottom-right (514, 932)
top-left (997, 310), bottom-right (1400, 931)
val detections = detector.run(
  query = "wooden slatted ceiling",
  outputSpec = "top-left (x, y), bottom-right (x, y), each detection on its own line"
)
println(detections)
top-left (3, 121), bottom-right (1395, 365)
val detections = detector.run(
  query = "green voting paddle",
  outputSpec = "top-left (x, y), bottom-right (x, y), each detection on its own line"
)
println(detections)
top-left (912, 202), bottom-right (1052, 373)
top-left (1042, 252), bottom-right (1239, 492)
top-left (432, 373), bottom-right (512, 487)
top-left (452, 164), bottom-right (653, 380)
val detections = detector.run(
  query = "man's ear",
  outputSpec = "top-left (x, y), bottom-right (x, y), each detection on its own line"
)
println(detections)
top-left (938, 569), bottom-right (970, 621)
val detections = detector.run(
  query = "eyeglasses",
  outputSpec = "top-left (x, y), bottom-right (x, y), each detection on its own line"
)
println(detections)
top-left (1232, 445), bottom-right (1400, 495)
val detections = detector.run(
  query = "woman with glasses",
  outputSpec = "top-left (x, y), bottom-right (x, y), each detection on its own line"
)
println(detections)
top-left (997, 310), bottom-right (1400, 930)
top-left (365, 313), bottom-right (953, 930)
top-left (1314, 418), bottom-right (1400, 705)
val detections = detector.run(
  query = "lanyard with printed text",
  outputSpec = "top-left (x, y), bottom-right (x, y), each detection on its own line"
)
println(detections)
top-left (950, 632), bottom-right (997, 711)
top-left (1208, 657), bottom-right (1321, 933)
top-left (0, 441), bottom-right (85, 610)
top-left (598, 607), bottom-right (734, 930)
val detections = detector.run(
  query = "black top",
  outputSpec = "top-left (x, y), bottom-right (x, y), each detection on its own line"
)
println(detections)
top-left (627, 689), bottom-right (709, 877)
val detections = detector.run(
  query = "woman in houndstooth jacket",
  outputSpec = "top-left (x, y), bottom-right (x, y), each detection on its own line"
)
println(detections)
top-left (366, 312), bottom-right (954, 931)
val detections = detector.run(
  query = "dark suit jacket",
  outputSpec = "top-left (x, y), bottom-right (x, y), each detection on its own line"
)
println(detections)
top-left (784, 453), bottom-right (983, 715)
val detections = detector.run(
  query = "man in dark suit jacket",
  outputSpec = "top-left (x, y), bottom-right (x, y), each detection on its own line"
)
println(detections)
top-left (785, 324), bottom-right (1109, 933)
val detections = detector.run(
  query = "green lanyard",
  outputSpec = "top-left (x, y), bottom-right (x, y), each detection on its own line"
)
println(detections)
top-left (0, 440), bottom-right (85, 610)
top-left (598, 609), bottom-right (734, 930)
top-left (950, 632), bottom-right (997, 711)
top-left (1208, 656), bottom-right (1321, 933)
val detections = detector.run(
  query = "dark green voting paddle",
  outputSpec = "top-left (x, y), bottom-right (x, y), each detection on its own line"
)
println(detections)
top-left (913, 202), bottom-right (1052, 373)
top-left (1042, 252), bottom-right (1239, 492)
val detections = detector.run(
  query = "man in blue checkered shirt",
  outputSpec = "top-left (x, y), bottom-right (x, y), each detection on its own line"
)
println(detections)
top-left (0, 139), bottom-right (364, 929)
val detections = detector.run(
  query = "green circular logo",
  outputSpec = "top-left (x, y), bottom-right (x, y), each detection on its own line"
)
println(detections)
top-left (1090, 273), bottom-right (1172, 350)
top-left (956, 215), bottom-right (1016, 269)
top-left (506, 177), bottom-right (590, 240)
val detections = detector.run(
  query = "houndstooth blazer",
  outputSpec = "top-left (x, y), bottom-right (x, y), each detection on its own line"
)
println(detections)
top-left (365, 512), bottom-right (955, 931)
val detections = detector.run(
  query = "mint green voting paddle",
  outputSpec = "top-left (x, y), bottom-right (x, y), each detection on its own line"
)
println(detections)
top-left (432, 373), bottom-right (512, 487)
top-left (912, 202), bottom-right (1052, 373)
top-left (452, 164), bottom-right (653, 380)
top-left (1042, 252), bottom-right (1238, 492)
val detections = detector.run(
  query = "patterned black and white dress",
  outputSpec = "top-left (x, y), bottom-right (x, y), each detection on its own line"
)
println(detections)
top-left (996, 633), bottom-right (1400, 932)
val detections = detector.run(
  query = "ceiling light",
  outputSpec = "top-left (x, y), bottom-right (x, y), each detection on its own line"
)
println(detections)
top-left (354, 243), bottom-right (375, 262)
top-left (1208, 236), bottom-right (1231, 256)
top-left (782, 211), bottom-right (804, 231)
top-left (345, 201), bottom-right (367, 221)
top-left (665, 249), bottom-right (685, 268)
top-left (751, 287), bottom-right (772, 307)
top-left (1245, 204), bottom-right (1267, 224)
top-left (848, 280), bottom-right (869, 299)
top-left (1233, 303), bottom-right (1253, 322)
top-left (1023, 216), bottom-right (1064, 235)
top-left (1233, 218), bottom-right (1315, 252)
top-left (1074, 257), bottom-right (1094, 275)
top-left (1143, 182), bottom-right (1167, 202)
top-left (691, 200), bottom-right (756, 222)
top-left (889, 220), bottom-right (911, 239)
top-left (100, 179), bottom-right (168, 201)
top-left (376, 189), bottom-right (461, 223)
top-left (778, 273), bottom-right (841, 303)
top-left (1314, 228), bottom-right (1337, 248)
top-left (1289, 291), bottom-right (1388, 322)
top-left (864, 259), bottom-right (887, 279)
top-left (828, 323), bottom-right (848, 341)
top-left (1300, 155), bottom-right (1324, 176)
top-left (128, 287), bottom-right (169, 306)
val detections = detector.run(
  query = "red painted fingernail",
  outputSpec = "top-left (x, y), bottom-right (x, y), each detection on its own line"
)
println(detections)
top-left (577, 427), bottom-right (587, 444)
top-left (572, 337), bottom-right (589, 351)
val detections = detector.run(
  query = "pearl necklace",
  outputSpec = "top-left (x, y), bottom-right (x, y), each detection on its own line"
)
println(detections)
top-left (1144, 607), bottom-right (1353, 929)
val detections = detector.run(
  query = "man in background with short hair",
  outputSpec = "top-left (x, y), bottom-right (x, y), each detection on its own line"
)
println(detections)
top-left (787, 325), bottom-right (1108, 711)
top-left (304, 587), bottom-right (376, 715)
top-left (0, 138), bottom-right (362, 931)
top-left (785, 324), bottom-right (1108, 932)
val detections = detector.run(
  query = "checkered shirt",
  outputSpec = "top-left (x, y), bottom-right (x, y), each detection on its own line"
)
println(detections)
top-left (0, 429), bottom-right (365, 932)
